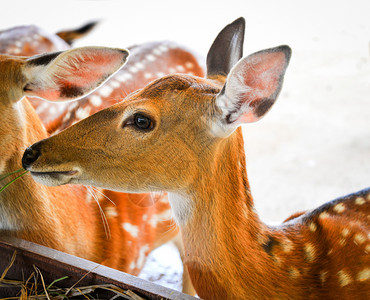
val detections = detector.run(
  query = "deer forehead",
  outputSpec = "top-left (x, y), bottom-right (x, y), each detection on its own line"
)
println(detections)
top-left (131, 74), bottom-right (221, 117)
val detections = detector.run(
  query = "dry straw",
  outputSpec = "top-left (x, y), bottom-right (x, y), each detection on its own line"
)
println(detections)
top-left (0, 251), bottom-right (145, 299)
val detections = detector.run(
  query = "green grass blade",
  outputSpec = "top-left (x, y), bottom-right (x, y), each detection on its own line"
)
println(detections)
top-left (0, 170), bottom-right (29, 193)
top-left (0, 168), bottom-right (25, 182)
top-left (46, 276), bottom-right (69, 290)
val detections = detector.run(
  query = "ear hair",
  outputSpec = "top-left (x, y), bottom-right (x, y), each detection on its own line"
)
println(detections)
top-left (23, 47), bottom-right (129, 102)
top-left (214, 45), bottom-right (291, 135)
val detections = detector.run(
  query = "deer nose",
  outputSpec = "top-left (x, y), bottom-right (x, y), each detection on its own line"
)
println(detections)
top-left (22, 146), bottom-right (41, 169)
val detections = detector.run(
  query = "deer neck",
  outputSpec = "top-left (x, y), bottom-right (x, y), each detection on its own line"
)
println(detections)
top-left (170, 128), bottom-right (291, 299)
top-left (0, 99), bottom-right (46, 227)
top-left (0, 99), bottom-right (96, 256)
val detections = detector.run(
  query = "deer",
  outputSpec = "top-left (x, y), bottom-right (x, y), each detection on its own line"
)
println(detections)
top-left (21, 17), bottom-right (370, 299)
top-left (0, 41), bottom-right (204, 295)
top-left (1, 23), bottom-right (204, 294)
top-left (0, 21), bottom-right (99, 125)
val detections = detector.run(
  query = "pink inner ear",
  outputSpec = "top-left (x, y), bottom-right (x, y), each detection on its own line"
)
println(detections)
top-left (241, 51), bottom-right (286, 100)
top-left (57, 50), bottom-right (122, 88)
top-left (28, 89), bottom-right (61, 101)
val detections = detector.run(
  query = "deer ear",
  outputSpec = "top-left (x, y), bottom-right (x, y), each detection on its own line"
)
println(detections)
top-left (214, 45), bottom-right (291, 135)
top-left (206, 17), bottom-right (245, 78)
top-left (23, 46), bottom-right (129, 102)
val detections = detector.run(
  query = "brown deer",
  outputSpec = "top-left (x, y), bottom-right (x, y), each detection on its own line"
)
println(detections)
top-left (1, 24), bottom-right (205, 294)
top-left (22, 18), bottom-right (370, 299)
top-left (0, 46), bottom-right (186, 292)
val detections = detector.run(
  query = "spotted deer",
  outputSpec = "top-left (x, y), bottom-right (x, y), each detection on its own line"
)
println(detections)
top-left (0, 43), bottom-right (203, 295)
top-left (0, 21), bottom-right (98, 56)
top-left (0, 21), bottom-right (98, 126)
top-left (1, 23), bottom-right (204, 294)
top-left (22, 18), bottom-right (369, 299)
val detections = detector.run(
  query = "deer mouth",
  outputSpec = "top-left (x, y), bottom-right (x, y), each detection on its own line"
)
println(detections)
top-left (30, 170), bottom-right (79, 186)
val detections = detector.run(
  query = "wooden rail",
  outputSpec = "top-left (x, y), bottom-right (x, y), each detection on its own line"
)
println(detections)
top-left (0, 236), bottom-right (197, 299)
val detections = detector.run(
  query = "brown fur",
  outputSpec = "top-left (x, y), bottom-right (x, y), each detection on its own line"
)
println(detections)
top-left (28, 72), bottom-right (370, 299)
top-left (0, 41), bottom-right (204, 290)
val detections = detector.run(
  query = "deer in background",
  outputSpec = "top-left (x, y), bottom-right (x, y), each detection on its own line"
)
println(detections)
top-left (0, 40), bottom-right (203, 297)
top-left (0, 21), bottom-right (98, 56)
top-left (23, 17), bottom-right (370, 299)
top-left (0, 46), bottom-right (128, 256)
top-left (0, 21), bottom-right (98, 125)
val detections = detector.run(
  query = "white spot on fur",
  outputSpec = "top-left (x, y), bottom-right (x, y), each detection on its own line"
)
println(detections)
top-left (98, 85), bottom-right (113, 98)
top-left (273, 254), bottom-right (282, 266)
top-left (122, 222), bottom-right (139, 238)
top-left (35, 102), bottom-right (49, 114)
top-left (357, 268), bottom-right (370, 281)
top-left (136, 244), bottom-right (150, 270)
top-left (342, 228), bottom-right (350, 237)
top-left (320, 270), bottom-right (328, 283)
top-left (144, 73), bottom-right (152, 79)
top-left (76, 107), bottom-right (91, 120)
top-left (146, 54), bottom-right (156, 62)
top-left (168, 193), bottom-right (193, 226)
top-left (89, 95), bottom-right (102, 107)
top-left (105, 206), bottom-right (118, 218)
top-left (63, 111), bottom-right (71, 122)
top-left (158, 45), bottom-right (168, 52)
top-left (309, 222), bottom-right (317, 232)
top-left (129, 66), bottom-right (138, 73)
top-left (142, 214), bottom-right (148, 221)
top-left (319, 212), bottom-right (330, 219)
top-left (153, 48), bottom-right (162, 55)
top-left (110, 80), bottom-right (120, 89)
top-left (304, 243), bottom-right (316, 262)
top-left (149, 209), bottom-right (172, 228)
top-left (185, 62), bottom-right (194, 69)
top-left (48, 106), bottom-right (57, 115)
top-left (353, 233), bottom-right (366, 245)
top-left (281, 239), bottom-right (293, 253)
top-left (337, 270), bottom-right (353, 287)
top-left (130, 261), bottom-right (136, 270)
top-left (68, 101), bottom-right (79, 110)
top-left (135, 62), bottom-right (145, 70)
top-left (117, 72), bottom-right (132, 82)
top-left (156, 72), bottom-right (165, 77)
top-left (289, 267), bottom-right (300, 278)
top-left (333, 203), bottom-right (346, 213)
top-left (176, 65), bottom-right (185, 72)
top-left (168, 67), bottom-right (176, 73)
top-left (355, 197), bottom-right (365, 205)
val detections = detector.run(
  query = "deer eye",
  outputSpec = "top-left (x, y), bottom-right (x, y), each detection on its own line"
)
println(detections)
top-left (133, 113), bottom-right (154, 131)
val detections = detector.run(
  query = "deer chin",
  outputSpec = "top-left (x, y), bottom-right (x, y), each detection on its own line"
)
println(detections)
top-left (30, 170), bottom-right (79, 186)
